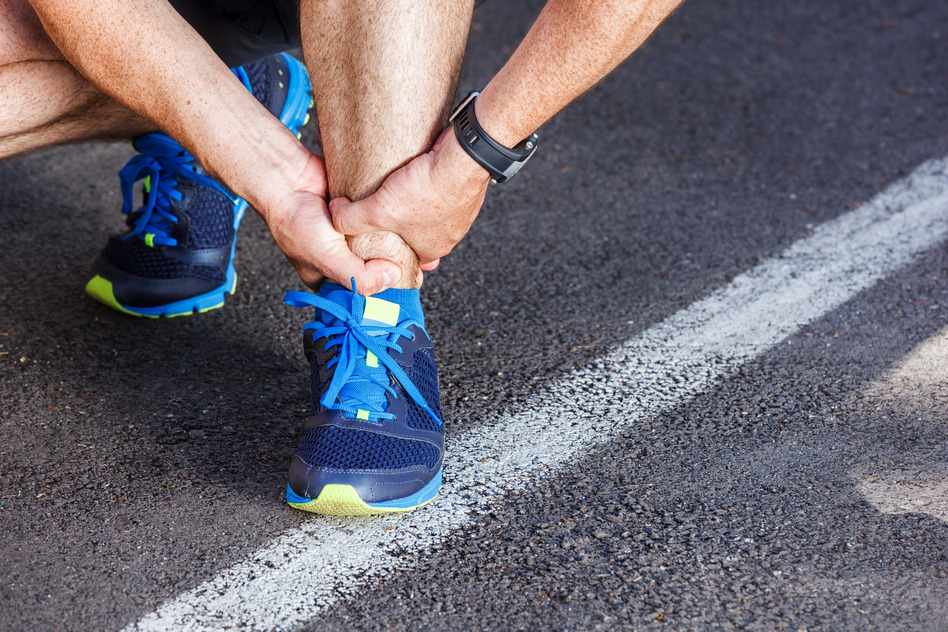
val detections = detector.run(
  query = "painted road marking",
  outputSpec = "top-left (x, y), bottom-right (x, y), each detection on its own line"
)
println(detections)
top-left (124, 158), bottom-right (948, 631)
top-left (856, 325), bottom-right (948, 523)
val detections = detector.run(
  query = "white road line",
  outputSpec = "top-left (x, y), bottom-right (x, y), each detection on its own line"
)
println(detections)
top-left (125, 159), bottom-right (948, 632)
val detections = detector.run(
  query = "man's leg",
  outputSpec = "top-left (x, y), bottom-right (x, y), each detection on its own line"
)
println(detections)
top-left (0, 0), bottom-right (315, 317)
top-left (300, 0), bottom-right (475, 288)
top-left (283, 0), bottom-right (474, 516)
top-left (0, 0), bottom-right (154, 158)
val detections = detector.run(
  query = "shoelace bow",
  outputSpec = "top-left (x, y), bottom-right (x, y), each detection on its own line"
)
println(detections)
top-left (284, 286), bottom-right (441, 425)
top-left (119, 134), bottom-right (234, 248)
top-left (120, 67), bottom-right (250, 248)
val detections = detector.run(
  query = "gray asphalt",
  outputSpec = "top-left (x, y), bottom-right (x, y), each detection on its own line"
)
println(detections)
top-left (2, 0), bottom-right (948, 630)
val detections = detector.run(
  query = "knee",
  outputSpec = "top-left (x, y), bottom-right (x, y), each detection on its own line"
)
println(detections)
top-left (0, 0), bottom-right (64, 67)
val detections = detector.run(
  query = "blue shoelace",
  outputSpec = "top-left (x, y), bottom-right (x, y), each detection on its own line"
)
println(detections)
top-left (118, 67), bottom-right (249, 248)
top-left (119, 133), bottom-right (235, 248)
top-left (284, 285), bottom-right (441, 425)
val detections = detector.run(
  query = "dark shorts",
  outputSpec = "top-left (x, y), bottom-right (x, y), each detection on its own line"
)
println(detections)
top-left (169, 0), bottom-right (485, 68)
top-left (168, 0), bottom-right (302, 67)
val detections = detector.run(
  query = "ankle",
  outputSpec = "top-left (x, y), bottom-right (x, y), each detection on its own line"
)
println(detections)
top-left (348, 231), bottom-right (421, 289)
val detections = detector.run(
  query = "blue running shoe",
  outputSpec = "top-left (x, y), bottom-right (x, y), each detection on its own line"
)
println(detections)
top-left (283, 282), bottom-right (444, 516)
top-left (86, 53), bottom-right (313, 318)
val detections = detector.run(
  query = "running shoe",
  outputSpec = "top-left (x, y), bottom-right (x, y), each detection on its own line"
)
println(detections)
top-left (283, 282), bottom-right (444, 516)
top-left (85, 53), bottom-right (313, 318)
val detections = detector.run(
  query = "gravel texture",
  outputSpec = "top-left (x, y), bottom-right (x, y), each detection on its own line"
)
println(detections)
top-left (2, 0), bottom-right (948, 630)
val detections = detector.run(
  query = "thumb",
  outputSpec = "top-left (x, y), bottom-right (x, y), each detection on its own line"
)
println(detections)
top-left (330, 195), bottom-right (386, 237)
top-left (318, 238), bottom-right (402, 295)
top-left (360, 258), bottom-right (403, 295)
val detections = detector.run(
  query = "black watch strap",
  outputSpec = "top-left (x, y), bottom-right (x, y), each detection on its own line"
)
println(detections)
top-left (449, 91), bottom-right (538, 184)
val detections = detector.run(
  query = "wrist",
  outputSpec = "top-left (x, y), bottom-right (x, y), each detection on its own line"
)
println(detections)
top-left (148, 68), bottom-right (315, 225)
top-left (472, 87), bottom-right (530, 149)
top-left (449, 91), bottom-right (538, 184)
top-left (438, 125), bottom-right (493, 186)
top-left (197, 111), bottom-right (316, 225)
top-left (244, 130), bottom-right (318, 223)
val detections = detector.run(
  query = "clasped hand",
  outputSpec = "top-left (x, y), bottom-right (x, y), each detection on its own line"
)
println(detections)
top-left (265, 127), bottom-right (489, 294)
top-left (330, 127), bottom-right (490, 275)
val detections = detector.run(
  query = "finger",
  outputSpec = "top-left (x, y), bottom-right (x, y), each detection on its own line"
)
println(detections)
top-left (362, 258), bottom-right (403, 295)
top-left (291, 260), bottom-right (326, 292)
top-left (292, 239), bottom-right (400, 294)
top-left (419, 258), bottom-right (440, 272)
top-left (319, 238), bottom-right (401, 294)
top-left (330, 196), bottom-right (385, 237)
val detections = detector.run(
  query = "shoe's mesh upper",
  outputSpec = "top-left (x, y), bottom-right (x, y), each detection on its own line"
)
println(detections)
top-left (405, 347), bottom-right (443, 433)
top-left (183, 188), bottom-right (236, 250)
top-left (101, 236), bottom-right (224, 282)
top-left (307, 340), bottom-right (442, 428)
top-left (97, 54), bottom-right (298, 290)
top-left (295, 426), bottom-right (440, 470)
top-left (242, 58), bottom-right (272, 109)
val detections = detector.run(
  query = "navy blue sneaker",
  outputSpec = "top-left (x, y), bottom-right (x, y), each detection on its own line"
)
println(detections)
top-left (86, 53), bottom-right (313, 317)
top-left (283, 283), bottom-right (444, 515)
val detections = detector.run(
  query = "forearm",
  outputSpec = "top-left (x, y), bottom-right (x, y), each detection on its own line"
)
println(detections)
top-left (476, 0), bottom-right (683, 146)
top-left (27, 0), bottom-right (311, 217)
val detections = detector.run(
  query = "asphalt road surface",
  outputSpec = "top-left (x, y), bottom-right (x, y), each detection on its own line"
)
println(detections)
top-left (3, 0), bottom-right (948, 630)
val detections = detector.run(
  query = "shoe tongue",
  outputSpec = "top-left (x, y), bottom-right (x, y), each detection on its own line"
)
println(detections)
top-left (315, 283), bottom-right (424, 329)
top-left (313, 283), bottom-right (401, 368)
top-left (360, 296), bottom-right (401, 377)
top-left (314, 283), bottom-right (404, 419)
top-left (361, 295), bottom-right (400, 328)
top-left (314, 283), bottom-right (355, 327)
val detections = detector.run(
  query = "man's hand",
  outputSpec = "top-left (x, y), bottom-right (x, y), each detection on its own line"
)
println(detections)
top-left (264, 153), bottom-right (403, 293)
top-left (29, 0), bottom-right (401, 296)
top-left (329, 127), bottom-right (490, 268)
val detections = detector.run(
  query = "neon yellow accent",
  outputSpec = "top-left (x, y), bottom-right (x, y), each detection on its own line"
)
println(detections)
top-left (279, 81), bottom-right (284, 89)
top-left (196, 302), bottom-right (224, 314)
top-left (143, 175), bottom-right (151, 193)
top-left (304, 113), bottom-right (311, 125)
top-left (278, 69), bottom-right (284, 76)
top-left (363, 296), bottom-right (399, 326)
top-left (145, 233), bottom-right (155, 247)
top-left (288, 484), bottom-right (436, 516)
top-left (296, 132), bottom-right (302, 140)
top-left (84, 276), bottom-right (157, 319)
top-left (165, 299), bottom-right (221, 317)
top-left (360, 297), bottom-right (398, 368)
top-left (356, 409), bottom-right (370, 421)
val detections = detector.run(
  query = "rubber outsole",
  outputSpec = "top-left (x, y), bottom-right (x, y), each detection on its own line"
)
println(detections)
top-left (87, 53), bottom-right (313, 318)
top-left (85, 262), bottom-right (238, 319)
top-left (286, 469), bottom-right (443, 516)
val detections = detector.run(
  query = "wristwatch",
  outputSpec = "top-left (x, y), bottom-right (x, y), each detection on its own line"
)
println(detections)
top-left (449, 91), bottom-right (538, 184)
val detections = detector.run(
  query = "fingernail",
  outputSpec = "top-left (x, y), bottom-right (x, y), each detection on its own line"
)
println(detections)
top-left (382, 268), bottom-right (399, 289)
